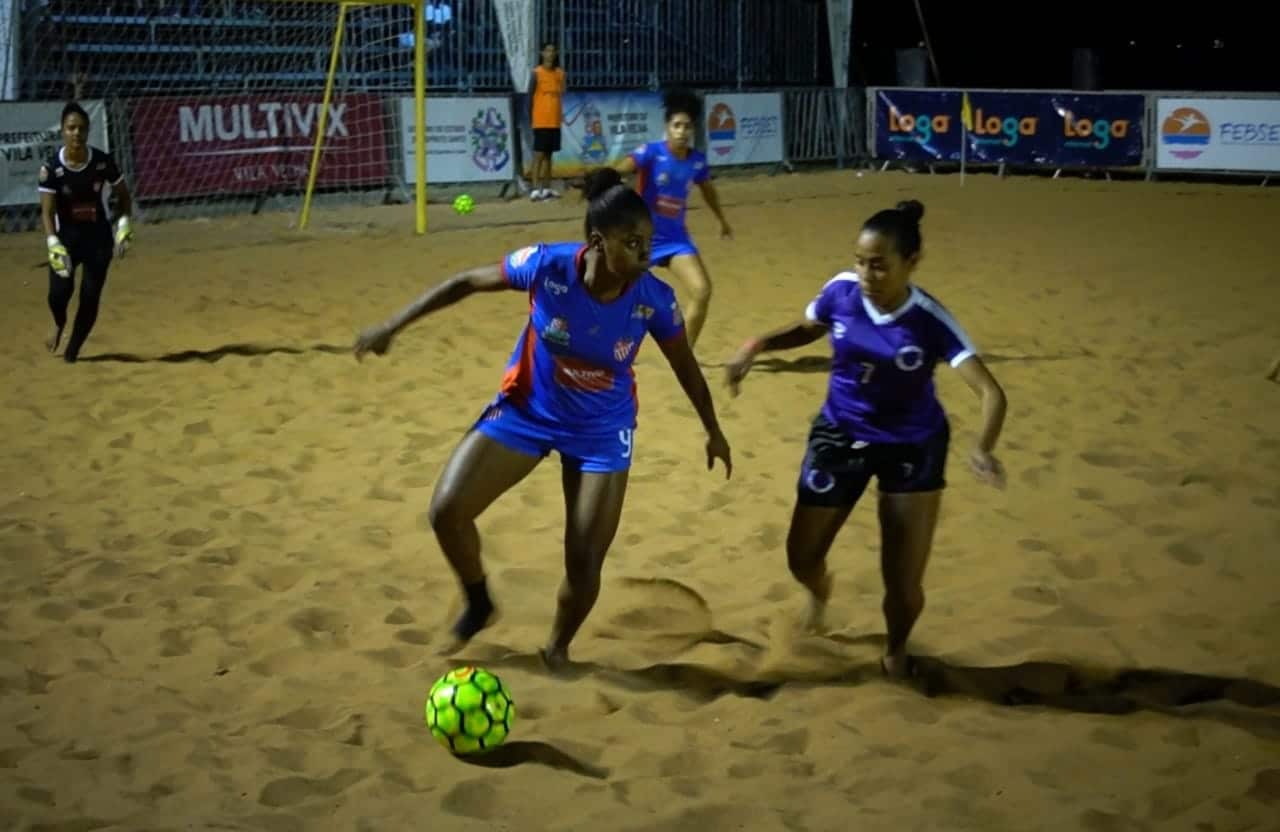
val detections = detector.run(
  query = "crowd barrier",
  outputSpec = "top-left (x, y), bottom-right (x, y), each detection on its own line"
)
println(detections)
top-left (2, 87), bottom-right (1275, 214)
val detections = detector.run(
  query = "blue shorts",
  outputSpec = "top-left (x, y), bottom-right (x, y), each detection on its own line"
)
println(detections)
top-left (650, 236), bottom-right (699, 268)
top-left (473, 400), bottom-right (634, 473)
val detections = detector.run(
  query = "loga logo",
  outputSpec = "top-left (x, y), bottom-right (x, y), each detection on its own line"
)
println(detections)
top-left (1062, 111), bottom-right (1131, 150)
top-left (887, 107), bottom-right (953, 144)
top-left (1160, 106), bottom-right (1211, 160)
top-left (968, 107), bottom-right (1039, 147)
top-left (707, 102), bottom-right (736, 156)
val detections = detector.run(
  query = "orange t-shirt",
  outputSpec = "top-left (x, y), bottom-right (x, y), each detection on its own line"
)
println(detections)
top-left (531, 65), bottom-right (565, 129)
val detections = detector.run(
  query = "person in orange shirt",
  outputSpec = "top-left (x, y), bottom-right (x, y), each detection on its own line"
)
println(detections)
top-left (528, 42), bottom-right (565, 201)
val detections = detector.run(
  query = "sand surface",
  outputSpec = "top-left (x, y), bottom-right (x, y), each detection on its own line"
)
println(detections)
top-left (2, 170), bottom-right (1279, 831)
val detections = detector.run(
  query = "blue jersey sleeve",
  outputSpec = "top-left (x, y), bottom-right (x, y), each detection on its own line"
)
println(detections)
top-left (501, 244), bottom-right (546, 291)
top-left (630, 142), bottom-right (651, 171)
top-left (691, 152), bottom-right (710, 185)
top-left (804, 271), bottom-right (857, 326)
top-left (647, 284), bottom-right (685, 343)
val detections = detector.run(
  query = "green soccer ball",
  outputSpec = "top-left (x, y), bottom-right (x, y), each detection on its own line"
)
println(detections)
top-left (425, 666), bottom-right (514, 754)
top-left (453, 194), bottom-right (475, 215)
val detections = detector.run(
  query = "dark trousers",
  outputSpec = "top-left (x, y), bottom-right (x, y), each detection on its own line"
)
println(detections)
top-left (48, 230), bottom-right (113, 363)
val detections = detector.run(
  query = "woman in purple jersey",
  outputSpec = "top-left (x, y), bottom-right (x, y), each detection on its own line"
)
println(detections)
top-left (724, 200), bottom-right (1007, 679)
top-left (353, 168), bottom-right (732, 668)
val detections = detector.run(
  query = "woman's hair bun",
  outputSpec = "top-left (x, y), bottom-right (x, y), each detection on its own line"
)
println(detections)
top-left (583, 167), bottom-right (624, 201)
top-left (895, 199), bottom-right (925, 224)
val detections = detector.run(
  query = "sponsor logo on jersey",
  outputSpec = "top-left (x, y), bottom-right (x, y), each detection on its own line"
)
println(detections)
top-left (553, 356), bottom-right (613, 392)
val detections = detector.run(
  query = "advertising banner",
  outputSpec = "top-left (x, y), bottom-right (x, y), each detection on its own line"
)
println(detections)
top-left (1, 99), bottom-right (109, 206)
top-left (537, 91), bottom-right (664, 179)
top-left (1156, 97), bottom-right (1280, 172)
top-left (703, 92), bottom-right (785, 167)
top-left (128, 93), bottom-right (389, 199)
top-left (399, 96), bottom-right (514, 184)
top-left (874, 89), bottom-right (1144, 168)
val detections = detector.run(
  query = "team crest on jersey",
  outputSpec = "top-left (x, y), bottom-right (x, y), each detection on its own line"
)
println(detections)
top-left (542, 316), bottom-right (570, 346)
top-left (613, 338), bottom-right (635, 361)
top-left (631, 304), bottom-right (654, 320)
top-left (509, 246), bottom-right (537, 268)
top-left (894, 345), bottom-right (926, 371)
top-left (657, 172), bottom-right (669, 185)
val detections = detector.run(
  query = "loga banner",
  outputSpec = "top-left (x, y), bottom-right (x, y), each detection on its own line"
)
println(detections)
top-left (875, 89), bottom-right (1144, 168)
top-left (536, 91), bottom-right (665, 179)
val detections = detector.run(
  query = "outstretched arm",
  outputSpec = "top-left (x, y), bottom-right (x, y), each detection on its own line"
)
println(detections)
top-left (656, 331), bottom-right (732, 478)
top-left (613, 155), bottom-right (638, 177)
top-left (355, 264), bottom-right (509, 358)
top-left (723, 319), bottom-right (828, 396)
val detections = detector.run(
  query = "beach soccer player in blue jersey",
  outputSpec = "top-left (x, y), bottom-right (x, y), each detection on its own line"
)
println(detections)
top-left (723, 200), bottom-right (1008, 679)
top-left (614, 88), bottom-right (733, 349)
top-left (353, 168), bottom-right (733, 667)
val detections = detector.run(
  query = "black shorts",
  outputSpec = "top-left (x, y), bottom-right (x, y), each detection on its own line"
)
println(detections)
top-left (532, 128), bottom-right (561, 154)
top-left (796, 413), bottom-right (949, 508)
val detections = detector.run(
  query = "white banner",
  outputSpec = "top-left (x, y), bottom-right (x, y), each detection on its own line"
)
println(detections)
top-left (1156, 97), bottom-right (1280, 173)
top-left (400, 97), bottom-right (515, 184)
top-left (826, 0), bottom-right (853, 89)
top-left (1, 100), bottom-right (110, 206)
top-left (492, 0), bottom-right (537, 94)
top-left (704, 93), bottom-right (784, 167)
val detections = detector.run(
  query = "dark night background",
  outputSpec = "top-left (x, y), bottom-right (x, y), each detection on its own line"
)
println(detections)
top-left (832, 0), bottom-right (1276, 92)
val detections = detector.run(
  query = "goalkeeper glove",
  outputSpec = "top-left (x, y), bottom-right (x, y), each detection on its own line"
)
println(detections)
top-left (113, 215), bottom-right (133, 257)
top-left (47, 235), bottom-right (70, 278)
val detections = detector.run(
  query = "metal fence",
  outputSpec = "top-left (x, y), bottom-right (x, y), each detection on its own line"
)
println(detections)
top-left (15, 0), bottom-right (824, 100)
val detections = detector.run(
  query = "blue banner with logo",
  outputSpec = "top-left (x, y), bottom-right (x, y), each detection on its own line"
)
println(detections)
top-left (874, 89), bottom-right (1144, 168)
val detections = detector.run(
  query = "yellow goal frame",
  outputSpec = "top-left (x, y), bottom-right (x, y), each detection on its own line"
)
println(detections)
top-left (290, 0), bottom-right (427, 234)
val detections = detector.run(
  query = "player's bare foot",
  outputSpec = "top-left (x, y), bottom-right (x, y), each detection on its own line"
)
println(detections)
top-left (539, 645), bottom-right (570, 673)
top-left (881, 652), bottom-right (915, 680)
top-left (801, 572), bottom-right (833, 634)
top-left (45, 326), bottom-right (63, 355)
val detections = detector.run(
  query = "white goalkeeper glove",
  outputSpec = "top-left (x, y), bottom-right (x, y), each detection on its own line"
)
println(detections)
top-left (47, 235), bottom-right (70, 278)
top-left (113, 215), bottom-right (133, 258)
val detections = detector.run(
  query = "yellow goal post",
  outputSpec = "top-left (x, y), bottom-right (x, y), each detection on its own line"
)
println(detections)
top-left (285, 0), bottom-right (427, 235)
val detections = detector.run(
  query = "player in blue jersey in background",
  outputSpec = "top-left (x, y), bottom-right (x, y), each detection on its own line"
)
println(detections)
top-left (354, 168), bottom-right (732, 668)
top-left (615, 88), bottom-right (733, 349)
top-left (723, 200), bottom-right (1008, 680)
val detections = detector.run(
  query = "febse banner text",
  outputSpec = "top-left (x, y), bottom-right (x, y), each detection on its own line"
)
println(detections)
top-left (399, 96), bottom-right (515, 184)
top-left (0, 100), bottom-right (110, 206)
top-left (1156, 97), bottom-right (1280, 173)
top-left (703, 92), bottom-right (785, 167)
top-left (874, 89), bottom-right (1145, 168)
top-left (128, 94), bottom-right (390, 199)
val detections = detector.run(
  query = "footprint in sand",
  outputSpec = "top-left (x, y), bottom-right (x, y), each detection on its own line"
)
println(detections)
top-left (440, 779), bottom-right (500, 821)
top-left (1165, 540), bottom-right (1205, 566)
top-left (287, 607), bottom-right (349, 645)
top-left (258, 768), bottom-right (368, 808)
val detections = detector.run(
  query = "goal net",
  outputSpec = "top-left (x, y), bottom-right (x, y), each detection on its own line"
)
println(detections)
top-left (17, 0), bottom-right (430, 228)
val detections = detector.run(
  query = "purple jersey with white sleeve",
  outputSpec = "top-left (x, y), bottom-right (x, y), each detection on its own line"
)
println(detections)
top-left (629, 140), bottom-right (710, 244)
top-left (804, 271), bottom-right (978, 444)
top-left (498, 242), bottom-right (685, 432)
